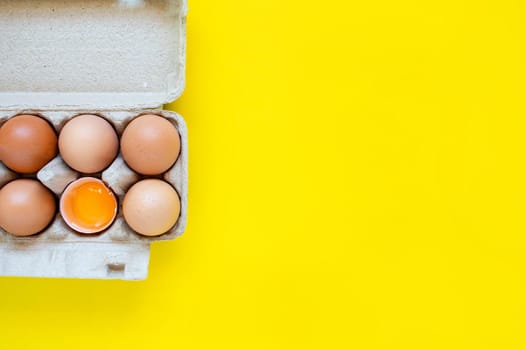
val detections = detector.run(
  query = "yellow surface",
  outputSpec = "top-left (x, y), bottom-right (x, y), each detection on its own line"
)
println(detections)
top-left (2, 1), bottom-right (525, 349)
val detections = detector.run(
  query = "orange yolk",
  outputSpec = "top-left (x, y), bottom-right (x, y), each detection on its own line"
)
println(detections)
top-left (62, 180), bottom-right (117, 232)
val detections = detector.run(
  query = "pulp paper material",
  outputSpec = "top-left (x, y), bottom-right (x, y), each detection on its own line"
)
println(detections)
top-left (0, 162), bottom-right (16, 187)
top-left (0, 0), bottom-right (187, 110)
top-left (0, 0), bottom-right (188, 280)
top-left (0, 242), bottom-right (150, 280)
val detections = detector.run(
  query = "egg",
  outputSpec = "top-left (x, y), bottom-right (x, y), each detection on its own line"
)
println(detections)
top-left (121, 114), bottom-right (180, 175)
top-left (0, 179), bottom-right (56, 236)
top-left (0, 114), bottom-right (57, 173)
top-left (59, 114), bottom-right (118, 173)
top-left (123, 179), bottom-right (180, 236)
top-left (60, 177), bottom-right (117, 234)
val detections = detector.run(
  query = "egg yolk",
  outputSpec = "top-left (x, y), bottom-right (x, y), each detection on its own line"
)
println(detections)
top-left (62, 180), bottom-right (116, 232)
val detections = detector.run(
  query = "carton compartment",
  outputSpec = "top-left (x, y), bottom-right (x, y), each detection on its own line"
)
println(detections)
top-left (0, 110), bottom-right (188, 244)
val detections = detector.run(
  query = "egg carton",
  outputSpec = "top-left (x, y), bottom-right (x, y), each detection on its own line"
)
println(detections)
top-left (0, 110), bottom-right (188, 279)
top-left (0, 0), bottom-right (188, 279)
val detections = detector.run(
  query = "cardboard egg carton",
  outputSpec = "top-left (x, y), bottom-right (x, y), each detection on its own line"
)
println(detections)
top-left (0, 110), bottom-right (188, 244)
top-left (0, 110), bottom-right (188, 279)
top-left (0, 0), bottom-right (188, 280)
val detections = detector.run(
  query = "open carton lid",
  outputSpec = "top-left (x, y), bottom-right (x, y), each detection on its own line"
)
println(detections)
top-left (0, 0), bottom-right (187, 110)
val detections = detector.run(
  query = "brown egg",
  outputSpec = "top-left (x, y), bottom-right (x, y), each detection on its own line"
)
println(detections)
top-left (123, 179), bottom-right (180, 236)
top-left (121, 114), bottom-right (180, 175)
top-left (59, 115), bottom-right (119, 173)
top-left (0, 179), bottom-right (56, 236)
top-left (0, 115), bottom-right (57, 173)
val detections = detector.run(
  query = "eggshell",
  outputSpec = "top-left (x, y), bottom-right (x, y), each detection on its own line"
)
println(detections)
top-left (123, 179), bottom-right (180, 236)
top-left (0, 179), bottom-right (56, 236)
top-left (121, 114), bottom-right (180, 175)
top-left (59, 115), bottom-right (118, 173)
top-left (60, 177), bottom-right (117, 234)
top-left (0, 115), bottom-right (57, 173)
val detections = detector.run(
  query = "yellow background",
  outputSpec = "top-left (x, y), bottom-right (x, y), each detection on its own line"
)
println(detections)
top-left (2, 0), bottom-right (525, 348)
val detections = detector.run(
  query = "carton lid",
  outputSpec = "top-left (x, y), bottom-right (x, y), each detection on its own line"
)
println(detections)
top-left (0, 0), bottom-right (187, 110)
